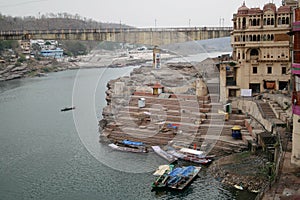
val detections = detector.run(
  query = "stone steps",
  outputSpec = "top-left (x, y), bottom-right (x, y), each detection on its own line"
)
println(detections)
top-left (257, 101), bottom-right (277, 119)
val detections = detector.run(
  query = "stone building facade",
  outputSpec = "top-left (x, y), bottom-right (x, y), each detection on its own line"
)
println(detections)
top-left (291, 1), bottom-right (300, 166)
top-left (220, 1), bottom-right (298, 102)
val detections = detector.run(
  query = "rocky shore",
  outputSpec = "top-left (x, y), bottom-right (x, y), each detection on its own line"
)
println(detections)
top-left (209, 151), bottom-right (268, 192)
top-left (0, 49), bottom-right (177, 82)
top-left (0, 59), bottom-right (71, 81)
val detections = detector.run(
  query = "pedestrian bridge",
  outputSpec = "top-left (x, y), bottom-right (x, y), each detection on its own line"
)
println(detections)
top-left (0, 27), bottom-right (232, 45)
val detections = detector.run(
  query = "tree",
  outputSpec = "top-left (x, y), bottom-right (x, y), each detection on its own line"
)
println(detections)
top-left (62, 41), bottom-right (87, 56)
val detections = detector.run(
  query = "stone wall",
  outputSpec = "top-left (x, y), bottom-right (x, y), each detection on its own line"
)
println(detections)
top-left (232, 99), bottom-right (273, 132)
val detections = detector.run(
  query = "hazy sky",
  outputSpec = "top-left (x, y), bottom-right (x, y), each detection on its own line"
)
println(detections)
top-left (0, 0), bottom-right (287, 27)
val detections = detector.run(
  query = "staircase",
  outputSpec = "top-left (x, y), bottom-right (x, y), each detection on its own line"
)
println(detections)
top-left (257, 101), bottom-right (277, 119)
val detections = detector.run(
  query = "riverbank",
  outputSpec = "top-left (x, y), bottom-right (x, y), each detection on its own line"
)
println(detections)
top-left (98, 55), bottom-right (269, 195)
top-left (0, 49), bottom-right (177, 81)
top-left (209, 151), bottom-right (268, 192)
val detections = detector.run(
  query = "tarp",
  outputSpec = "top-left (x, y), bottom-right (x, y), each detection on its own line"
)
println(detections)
top-left (180, 166), bottom-right (195, 177)
top-left (122, 140), bottom-right (144, 146)
top-left (167, 166), bottom-right (195, 185)
top-left (168, 168), bottom-right (183, 177)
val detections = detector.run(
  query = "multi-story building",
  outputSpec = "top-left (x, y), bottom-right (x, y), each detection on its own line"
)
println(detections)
top-left (220, 0), bottom-right (298, 102)
top-left (19, 40), bottom-right (31, 57)
top-left (291, 1), bottom-right (300, 166)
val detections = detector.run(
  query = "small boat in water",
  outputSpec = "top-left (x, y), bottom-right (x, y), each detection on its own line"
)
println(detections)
top-left (167, 148), bottom-right (213, 165)
top-left (153, 165), bottom-right (174, 176)
top-left (60, 106), bottom-right (75, 112)
top-left (152, 165), bottom-right (201, 191)
top-left (108, 140), bottom-right (148, 153)
top-left (152, 146), bottom-right (177, 162)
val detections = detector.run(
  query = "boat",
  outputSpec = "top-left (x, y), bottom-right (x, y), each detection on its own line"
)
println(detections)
top-left (152, 146), bottom-right (177, 162)
top-left (152, 166), bottom-right (201, 191)
top-left (179, 148), bottom-right (215, 160)
top-left (181, 155), bottom-right (212, 165)
top-left (152, 164), bottom-right (174, 189)
top-left (108, 140), bottom-right (148, 153)
top-left (153, 165), bottom-right (173, 176)
top-left (152, 170), bottom-right (170, 189)
top-left (60, 106), bottom-right (75, 112)
top-left (166, 166), bottom-right (201, 190)
top-left (167, 148), bottom-right (212, 165)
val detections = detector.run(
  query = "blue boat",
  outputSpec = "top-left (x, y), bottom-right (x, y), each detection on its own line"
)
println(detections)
top-left (152, 166), bottom-right (201, 191)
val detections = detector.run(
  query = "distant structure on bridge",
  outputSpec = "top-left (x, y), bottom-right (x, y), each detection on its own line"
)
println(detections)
top-left (0, 27), bottom-right (232, 45)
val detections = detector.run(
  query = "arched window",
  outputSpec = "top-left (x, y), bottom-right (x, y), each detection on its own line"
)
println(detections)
top-left (253, 19), bottom-right (257, 26)
top-left (267, 34), bottom-right (271, 40)
top-left (249, 35), bottom-right (253, 41)
top-left (249, 19), bottom-right (253, 26)
top-left (257, 19), bottom-right (260, 26)
top-left (271, 34), bottom-right (274, 40)
top-left (278, 17), bottom-right (282, 25)
top-left (263, 34), bottom-right (267, 41)
top-left (282, 17), bottom-right (286, 24)
top-left (271, 18), bottom-right (274, 25)
top-left (242, 17), bottom-right (246, 29)
top-left (286, 17), bottom-right (289, 25)
top-left (267, 18), bottom-right (271, 25)
top-left (258, 35), bottom-right (261, 41)
top-left (253, 35), bottom-right (257, 41)
top-left (264, 18), bottom-right (267, 25)
top-left (250, 49), bottom-right (259, 56)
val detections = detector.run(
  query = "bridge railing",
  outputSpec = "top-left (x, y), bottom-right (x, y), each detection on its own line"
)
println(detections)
top-left (0, 27), bottom-right (233, 36)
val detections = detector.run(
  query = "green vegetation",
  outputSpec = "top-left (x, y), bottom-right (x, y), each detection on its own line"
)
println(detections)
top-left (62, 41), bottom-right (87, 56)
top-left (17, 55), bottom-right (26, 63)
top-left (0, 40), bottom-right (18, 52)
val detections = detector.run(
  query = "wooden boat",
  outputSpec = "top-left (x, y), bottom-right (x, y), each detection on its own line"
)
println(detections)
top-left (108, 143), bottom-right (148, 153)
top-left (182, 155), bottom-right (212, 165)
top-left (152, 171), bottom-right (170, 189)
top-left (152, 146), bottom-right (177, 162)
top-left (152, 166), bottom-right (201, 191)
top-left (167, 166), bottom-right (201, 190)
top-left (60, 106), bottom-right (75, 112)
top-left (167, 149), bottom-right (212, 165)
top-left (153, 165), bottom-right (173, 176)
top-left (179, 148), bottom-right (215, 160)
top-left (152, 164), bottom-right (174, 189)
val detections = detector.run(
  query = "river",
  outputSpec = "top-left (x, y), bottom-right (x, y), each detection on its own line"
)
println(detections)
top-left (0, 65), bottom-right (256, 200)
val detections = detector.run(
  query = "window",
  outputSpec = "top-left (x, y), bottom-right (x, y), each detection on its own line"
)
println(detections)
top-left (282, 67), bottom-right (286, 75)
top-left (268, 66), bottom-right (272, 74)
top-left (253, 67), bottom-right (257, 74)
top-left (250, 49), bottom-right (259, 56)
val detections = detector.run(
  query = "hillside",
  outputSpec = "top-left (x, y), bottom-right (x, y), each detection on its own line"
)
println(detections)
top-left (162, 37), bottom-right (232, 55)
top-left (0, 13), bottom-right (133, 31)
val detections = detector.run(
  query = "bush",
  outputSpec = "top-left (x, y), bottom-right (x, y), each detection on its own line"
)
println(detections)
top-left (17, 55), bottom-right (26, 63)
